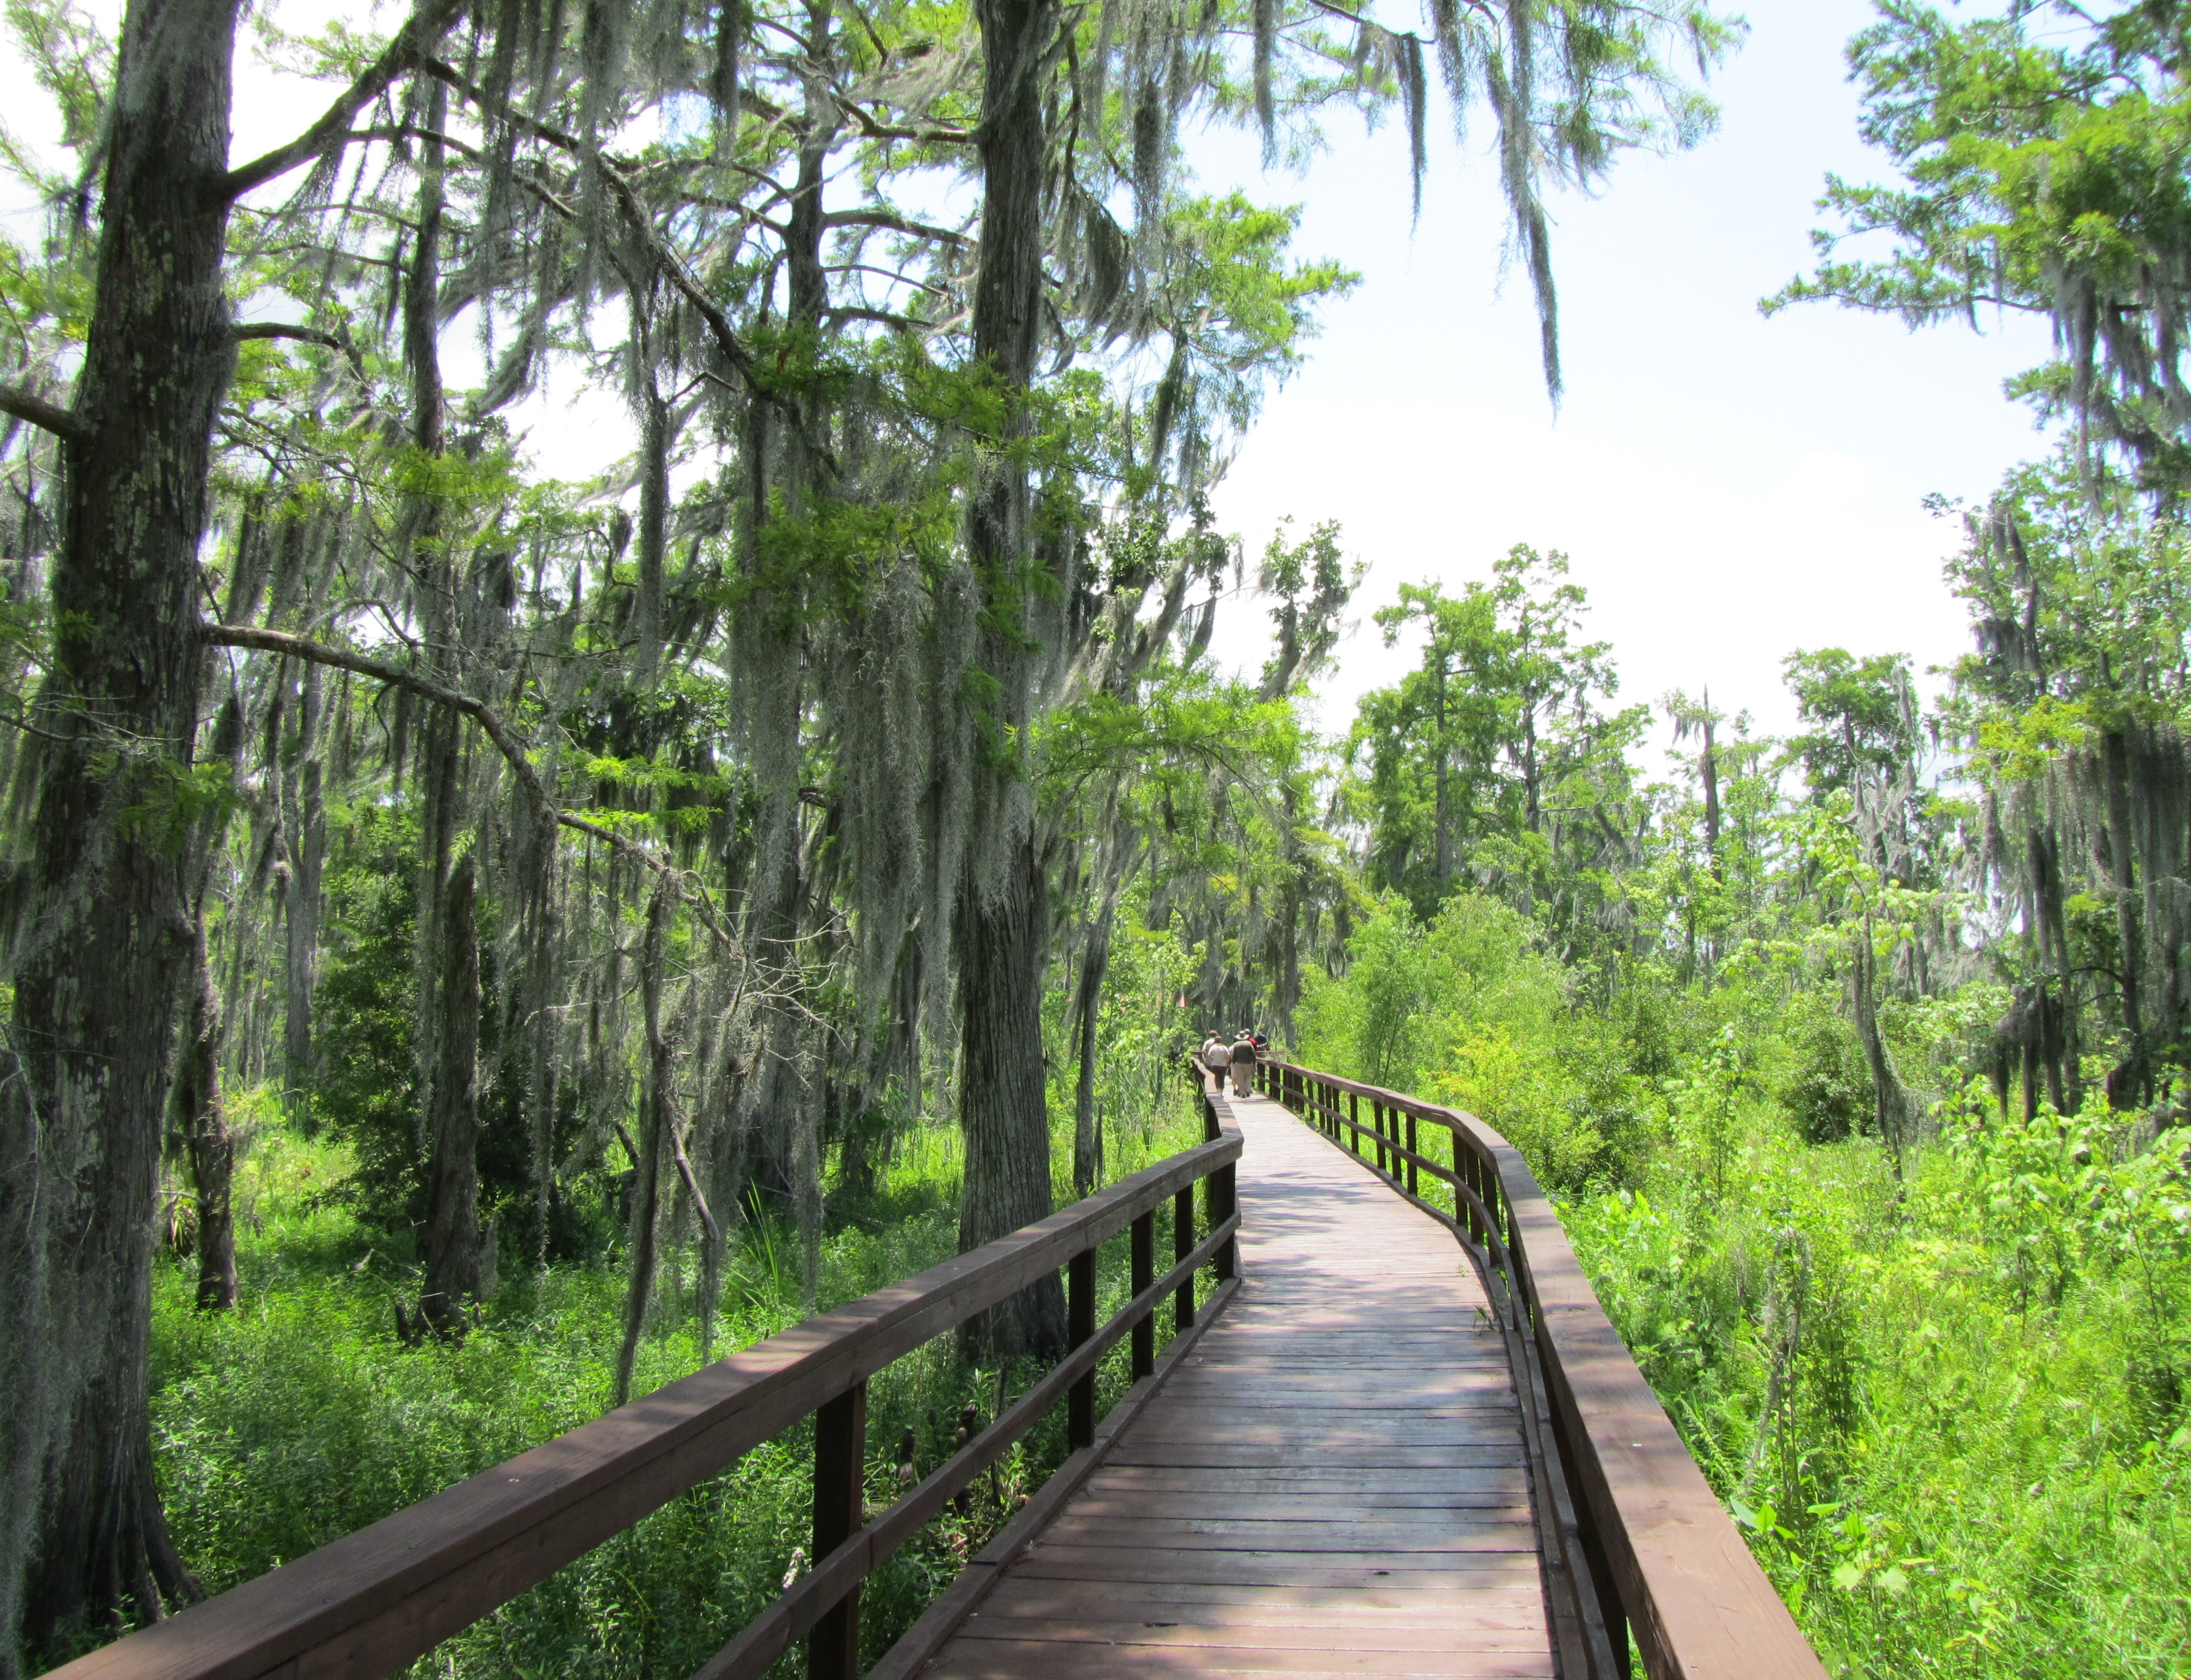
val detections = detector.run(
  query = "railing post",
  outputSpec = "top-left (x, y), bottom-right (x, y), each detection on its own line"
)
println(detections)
top-left (1131, 1209), bottom-right (1155, 1380)
top-left (1214, 1161), bottom-right (1237, 1282)
top-left (1474, 1143), bottom-right (1491, 1245)
top-left (1454, 1128), bottom-right (1474, 1239)
top-left (1346, 1089), bottom-right (1357, 1143)
top-left (1068, 1246), bottom-right (1097, 1449)
top-left (1174, 1185), bottom-right (1195, 1332)
top-left (1406, 1112), bottom-right (1419, 1197)
top-left (809, 1380), bottom-right (867, 1680)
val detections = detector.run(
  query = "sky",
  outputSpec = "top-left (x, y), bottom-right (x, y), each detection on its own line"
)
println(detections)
top-left (1192, 0), bottom-right (2059, 748)
top-left (0, 1), bottom-right (2059, 754)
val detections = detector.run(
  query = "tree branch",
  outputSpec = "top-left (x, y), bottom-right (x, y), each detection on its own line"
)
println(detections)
top-left (200, 625), bottom-right (734, 940)
top-left (206, 622), bottom-right (553, 813)
top-left (830, 93), bottom-right (976, 147)
top-left (821, 208), bottom-right (971, 245)
top-left (418, 56), bottom-right (837, 465)
top-left (234, 322), bottom-right (368, 382)
top-left (0, 383), bottom-right (85, 444)
top-left (220, 0), bottom-right (470, 202)
top-left (823, 305), bottom-right (924, 332)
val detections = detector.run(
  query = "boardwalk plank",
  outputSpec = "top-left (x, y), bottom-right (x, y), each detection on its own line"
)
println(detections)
top-left (1068, 1494), bottom-right (1533, 1520)
top-left (953, 1617), bottom-right (1553, 1652)
top-left (924, 1639), bottom-right (1556, 1679)
top-left (977, 1581), bottom-right (1544, 1617)
top-left (915, 1087), bottom-right (1552, 1677)
top-left (1081, 1466), bottom-right (1529, 1494)
top-left (1032, 1517), bottom-right (1536, 1553)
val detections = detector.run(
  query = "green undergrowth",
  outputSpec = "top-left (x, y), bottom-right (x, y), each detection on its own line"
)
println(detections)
top-left (1563, 1103), bottom-right (2191, 1679)
top-left (142, 1087), bottom-right (1215, 1679)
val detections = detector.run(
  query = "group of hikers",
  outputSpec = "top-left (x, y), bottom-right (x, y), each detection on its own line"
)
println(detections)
top-left (1199, 1029), bottom-right (1267, 1097)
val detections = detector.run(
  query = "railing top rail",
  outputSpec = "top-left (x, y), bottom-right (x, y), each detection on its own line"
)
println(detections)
top-left (1262, 1058), bottom-right (1826, 1680)
top-left (56, 1129), bottom-right (1242, 1680)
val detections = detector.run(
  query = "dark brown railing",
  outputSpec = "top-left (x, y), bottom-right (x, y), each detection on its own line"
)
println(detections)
top-left (1257, 1058), bottom-right (1827, 1680)
top-left (54, 1106), bottom-right (1242, 1680)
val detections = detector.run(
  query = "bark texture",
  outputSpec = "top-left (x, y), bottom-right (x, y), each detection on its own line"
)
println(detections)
top-left (172, 924), bottom-right (238, 1314)
top-left (0, 0), bottom-right (240, 1660)
top-left (958, 838), bottom-right (1065, 1352)
top-left (956, 0), bottom-right (1067, 1357)
top-left (614, 888), bottom-right (673, 1406)
top-left (281, 660), bottom-right (325, 1118)
top-left (421, 853), bottom-right (483, 1332)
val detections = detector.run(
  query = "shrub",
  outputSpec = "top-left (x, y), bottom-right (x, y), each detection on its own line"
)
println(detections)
top-left (1781, 996), bottom-right (1873, 1145)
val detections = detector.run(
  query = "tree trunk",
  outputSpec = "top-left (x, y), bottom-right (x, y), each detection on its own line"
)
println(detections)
top-left (421, 853), bottom-right (482, 1332)
top-left (614, 888), bottom-right (673, 1406)
top-left (281, 659), bottom-right (325, 1122)
top-left (958, 838), bottom-right (1066, 1354)
top-left (1072, 902), bottom-right (1112, 1198)
top-left (173, 921), bottom-right (238, 1314)
top-left (1850, 916), bottom-right (1911, 1181)
top-left (2100, 728), bottom-right (2148, 1107)
top-left (0, 0), bottom-right (241, 1660)
top-left (1273, 779), bottom-right (1303, 1044)
top-left (2027, 823), bottom-right (2082, 1114)
top-left (1433, 657), bottom-right (1449, 895)
top-left (732, 23), bottom-right (839, 1206)
top-left (956, 0), bottom-right (1067, 1358)
top-left (1700, 707), bottom-right (1720, 871)
top-left (401, 75), bottom-right (486, 1295)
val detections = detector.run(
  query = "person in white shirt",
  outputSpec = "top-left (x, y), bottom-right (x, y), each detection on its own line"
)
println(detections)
top-left (1199, 1033), bottom-right (1229, 1083)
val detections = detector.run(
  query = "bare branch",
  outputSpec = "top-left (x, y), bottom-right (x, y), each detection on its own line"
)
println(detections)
top-left (824, 305), bottom-right (924, 332)
top-left (220, 0), bottom-right (470, 202)
top-left (234, 322), bottom-right (368, 382)
top-left (822, 208), bottom-right (971, 245)
top-left (0, 383), bottom-right (85, 444)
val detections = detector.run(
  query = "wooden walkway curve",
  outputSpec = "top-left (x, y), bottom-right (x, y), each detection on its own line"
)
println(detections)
top-left (923, 1084), bottom-right (1556, 1678)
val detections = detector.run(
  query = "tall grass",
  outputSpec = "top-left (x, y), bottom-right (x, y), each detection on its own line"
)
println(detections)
top-left (1564, 1103), bottom-right (2191, 1678)
top-left (137, 1084), bottom-right (1215, 1679)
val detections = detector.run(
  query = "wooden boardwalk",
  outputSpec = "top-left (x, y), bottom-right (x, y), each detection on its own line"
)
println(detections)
top-left (923, 1085), bottom-right (1553, 1679)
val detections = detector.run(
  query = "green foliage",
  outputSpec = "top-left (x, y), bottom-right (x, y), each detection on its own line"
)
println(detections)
top-left (1568, 1106), bottom-right (2191, 1678)
top-left (308, 807), bottom-right (425, 1229)
top-left (149, 1072), bottom-right (1218, 1678)
top-left (1767, 0), bottom-right (2191, 489)
top-left (1298, 891), bottom-right (1650, 1193)
top-left (1347, 546), bottom-right (1643, 950)
top-left (1783, 649), bottom-right (1922, 804)
top-left (1783, 994), bottom-right (1874, 1147)
top-left (309, 807), bottom-right (596, 1258)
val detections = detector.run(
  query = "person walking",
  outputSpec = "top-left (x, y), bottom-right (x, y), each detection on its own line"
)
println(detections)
top-left (1229, 1031), bottom-right (1258, 1098)
top-left (1199, 1031), bottom-right (1229, 1084)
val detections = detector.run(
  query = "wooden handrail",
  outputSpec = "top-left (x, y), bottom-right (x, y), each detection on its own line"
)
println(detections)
top-left (52, 1115), bottom-right (1244, 1680)
top-left (1255, 1057), bottom-right (1828, 1680)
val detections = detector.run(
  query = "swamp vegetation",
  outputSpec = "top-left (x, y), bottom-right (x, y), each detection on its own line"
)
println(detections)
top-left (0, 0), bottom-right (2188, 1677)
